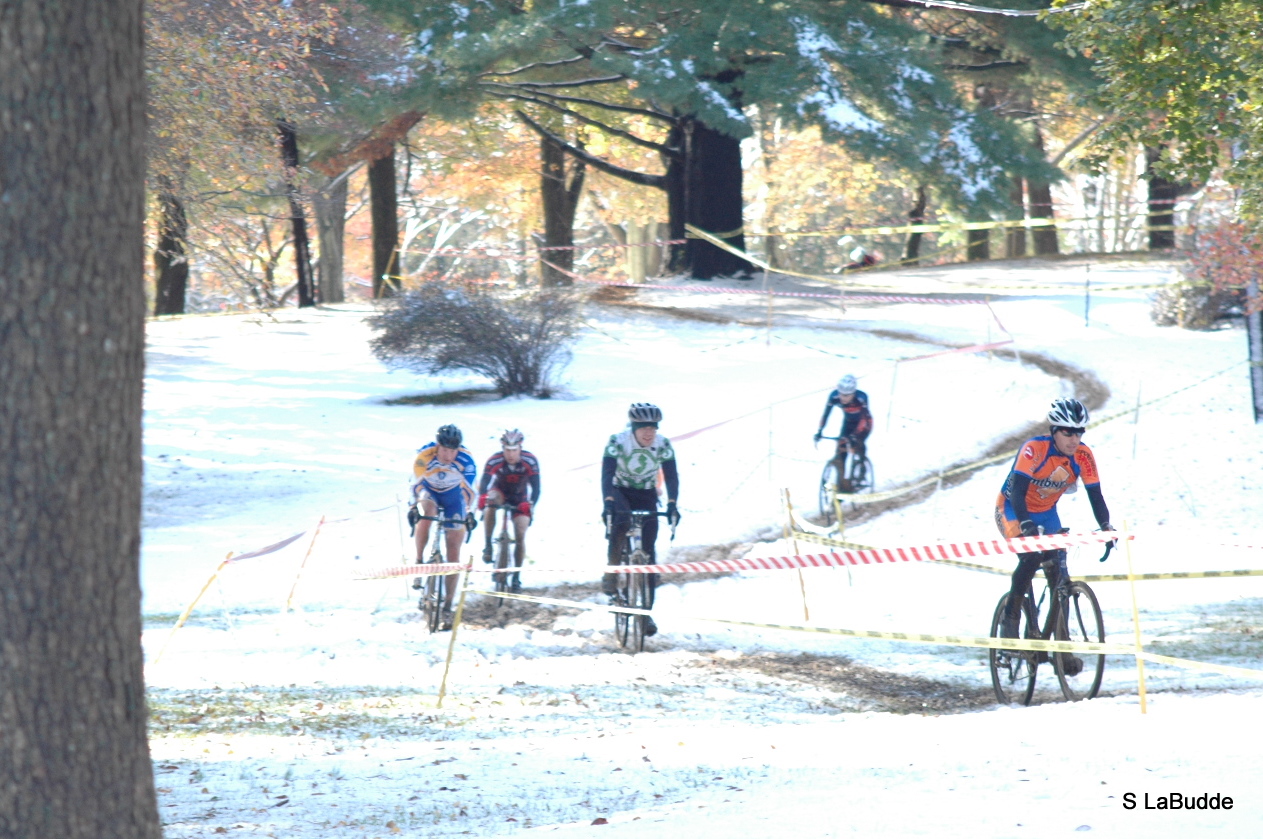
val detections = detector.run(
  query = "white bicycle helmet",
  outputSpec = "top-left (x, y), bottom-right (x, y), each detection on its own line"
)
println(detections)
top-left (1047, 398), bottom-right (1088, 429)
top-left (628, 402), bottom-right (663, 423)
top-left (836, 374), bottom-right (858, 395)
top-left (500, 429), bottom-right (524, 448)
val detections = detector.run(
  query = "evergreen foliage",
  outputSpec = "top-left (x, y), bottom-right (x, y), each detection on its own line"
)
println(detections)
top-left (362, 0), bottom-right (1063, 214)
top-left (1051, 0), bottom-right (1263, 212)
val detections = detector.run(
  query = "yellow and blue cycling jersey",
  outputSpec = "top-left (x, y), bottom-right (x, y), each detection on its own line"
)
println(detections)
top-left (410, 443), bottom-right (477, 523)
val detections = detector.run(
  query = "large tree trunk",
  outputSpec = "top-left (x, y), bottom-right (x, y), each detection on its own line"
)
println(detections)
top-left (539, 134), bottom-right (586, 287)
top-left (1029, 127), bottom-right (1060, 256)
top-left (313, 174), bottom-right (348, 303)
top-left (153, 175), bottom-right (190, 315)
top-left (369, 148), bottom-right (401, 298)
top-left (1004, 175), bottom-right (1027, 258)
top-left (0, 3), bottom-right (160, 838)
top-left (683, 119), bottom-right (753, 280)
top-left (277, 120), bottom-right (317, 306)
top-left (1146, 145), bottom-right (1182, 250)
top-left (967, 228), bottom-right (991, 261)
top-left (902, 184), bottom-right (929, 266)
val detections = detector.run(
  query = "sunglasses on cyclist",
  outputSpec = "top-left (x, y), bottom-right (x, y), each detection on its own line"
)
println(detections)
top-left (1054, 427), bottom-right (1085, 437)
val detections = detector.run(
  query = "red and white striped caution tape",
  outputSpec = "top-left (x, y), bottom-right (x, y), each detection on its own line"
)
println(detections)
top-left (356, 562), bottom-right (470, 580)
top-left (353, 531), bottom-right (1124, 580)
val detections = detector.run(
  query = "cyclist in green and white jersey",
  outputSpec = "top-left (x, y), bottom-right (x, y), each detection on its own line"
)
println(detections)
top-left (601, 403), bottom-right (681, 621)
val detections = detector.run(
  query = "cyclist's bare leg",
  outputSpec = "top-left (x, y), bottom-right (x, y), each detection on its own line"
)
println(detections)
top-left (512, 513), bottom-right (529, 567)
top-left (442, 525), bottom-right (464, 611)
top-left (414, 497), bottom-right (439, 561)
top-left (482, 489), bottom-right (504, 556)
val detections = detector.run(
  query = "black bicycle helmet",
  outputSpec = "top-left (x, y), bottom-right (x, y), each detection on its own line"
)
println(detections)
top-left (1047, 398), bottom-right (1088, 429)
top-left (628, 402), bottom-right (663, 423)
top-left (435, 424), bottom-right (463, 448)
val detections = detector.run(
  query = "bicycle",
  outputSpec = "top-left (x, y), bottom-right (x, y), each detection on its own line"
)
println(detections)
top-left (488, 503), bottom-right (523, 605)
top-left (605, 509), bottom-right (675, 653)
top-left (816, 435), bottom-right (875, 523)
top-left (988, 529), bottom-right (1113, 705)
top-left (411, 512), bottom-right (474, 633)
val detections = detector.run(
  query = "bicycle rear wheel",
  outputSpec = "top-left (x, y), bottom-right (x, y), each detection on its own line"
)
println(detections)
top-left (989, 592), bottom-right (1038, 706)
top-left (818, 461), bottom-right (840, 523)
top-left (1053, 582), bottom-right (1106, 701)
top-left (849, 455), bottom-right (875, 495)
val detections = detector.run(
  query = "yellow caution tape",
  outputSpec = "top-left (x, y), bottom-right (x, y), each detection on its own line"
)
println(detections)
top-left (469, 588), bottom-right (1263, 678)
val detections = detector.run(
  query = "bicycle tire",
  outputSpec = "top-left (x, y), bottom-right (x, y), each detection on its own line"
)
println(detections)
top-left (614, 542), bottom-right (632, 648)
top-left (494, 531), bottom-right (511, 607)
top-left (849, 455), bottom-right (875, 495)
top-left (818, 461), bottom-right (840, 523)
top-left (625, 550), bottom-right (651, 653)
top-left (421, 543), bottom-right (445, 633)
top-left (989, 591), bottom-right (1038, 706)
top-left (1053, 581), bottom-right (1106, 701)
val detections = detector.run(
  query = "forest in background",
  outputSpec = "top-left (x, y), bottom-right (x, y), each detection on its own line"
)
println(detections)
top-left (141, 0), bottom-right (1261, 314)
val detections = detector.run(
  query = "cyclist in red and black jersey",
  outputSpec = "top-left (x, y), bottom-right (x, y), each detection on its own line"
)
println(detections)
top-left (813, 374), bottom-right (873, 492)
top-left (995, 398), bottom-right (1115, 640)
top-left (476, 429), bottom-right (540, 591)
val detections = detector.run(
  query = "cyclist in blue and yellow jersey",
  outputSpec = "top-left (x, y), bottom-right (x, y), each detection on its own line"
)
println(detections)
top-left (476, 429), bottom-right (541, 592)
top-left (995, 398), bottom-right (1115, 641)
top-left (408, 423), bottom-right (477, 626)
top-left (601, 403), bottom-right (680, 636)
top-left (813, 374), bottom-right (873, 492)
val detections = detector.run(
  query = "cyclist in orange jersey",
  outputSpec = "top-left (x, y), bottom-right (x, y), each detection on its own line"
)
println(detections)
top-left (995, 398), bottom-right (1115, 639)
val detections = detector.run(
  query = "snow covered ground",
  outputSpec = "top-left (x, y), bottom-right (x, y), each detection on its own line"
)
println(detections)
top-left (142, 256), bottom-right (1263, 837)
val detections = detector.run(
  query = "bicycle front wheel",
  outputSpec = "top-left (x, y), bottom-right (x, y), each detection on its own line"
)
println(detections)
top-left (989, 592), bottom-right (1038, 706)
top-left (850, 455), bottom-right (875, 495)
top-left (819, 461), bottom-right (840, 524)
top-left (613, 548), bottom-right (632, 647)
top-left (628, 570), bottom-right (651, 654)
top-left (422, 573), bottom-right (444, 633)
top-left (494, 535), bottom-right (511, 606)
top-left (1053, 582), bottom-right (1106, 701)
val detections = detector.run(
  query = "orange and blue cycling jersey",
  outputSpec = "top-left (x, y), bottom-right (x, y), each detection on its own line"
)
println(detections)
top-left (995, 436), bottom-right (1100, 536)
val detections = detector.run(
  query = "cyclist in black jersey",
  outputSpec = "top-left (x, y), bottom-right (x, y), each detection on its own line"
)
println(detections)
top-left (601, 403), bottom-right (680, 637)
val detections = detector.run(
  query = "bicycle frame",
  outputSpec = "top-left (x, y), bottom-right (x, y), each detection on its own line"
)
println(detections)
top-left (604, 509), bottom-right (675, 653)
top-left (413, 512), bottom-right (470, 632)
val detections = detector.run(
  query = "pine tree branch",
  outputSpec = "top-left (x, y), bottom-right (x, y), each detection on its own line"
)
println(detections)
top-left (514, 110), bottom-right (666, 190)
top-left (945, 60), bottom-right (1027, 71)
top-left (491, 91), bottom-right (680, 158)
top-left (515, 74), bottom-right (626, 89)
top-left (481, 54), bottom-right (588, 78)
top-left (483, 81), bottom-right (675, 123)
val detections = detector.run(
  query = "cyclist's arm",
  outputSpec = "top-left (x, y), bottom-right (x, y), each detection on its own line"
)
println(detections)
top-left (1007, 472), bottom-right (1033, 521)
top-left (1086, 484), bottom-right (1110, 528)
top-left (601, 456), bottom-right (617, 499)
top-left (661, 458), bottom-right (679, 503)
top-left (528, 472), bottom-right (541, 505)
top-left (477, 461), bottom-right (494, 494)
top-left (818, 397), bottom-right (835, 431)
